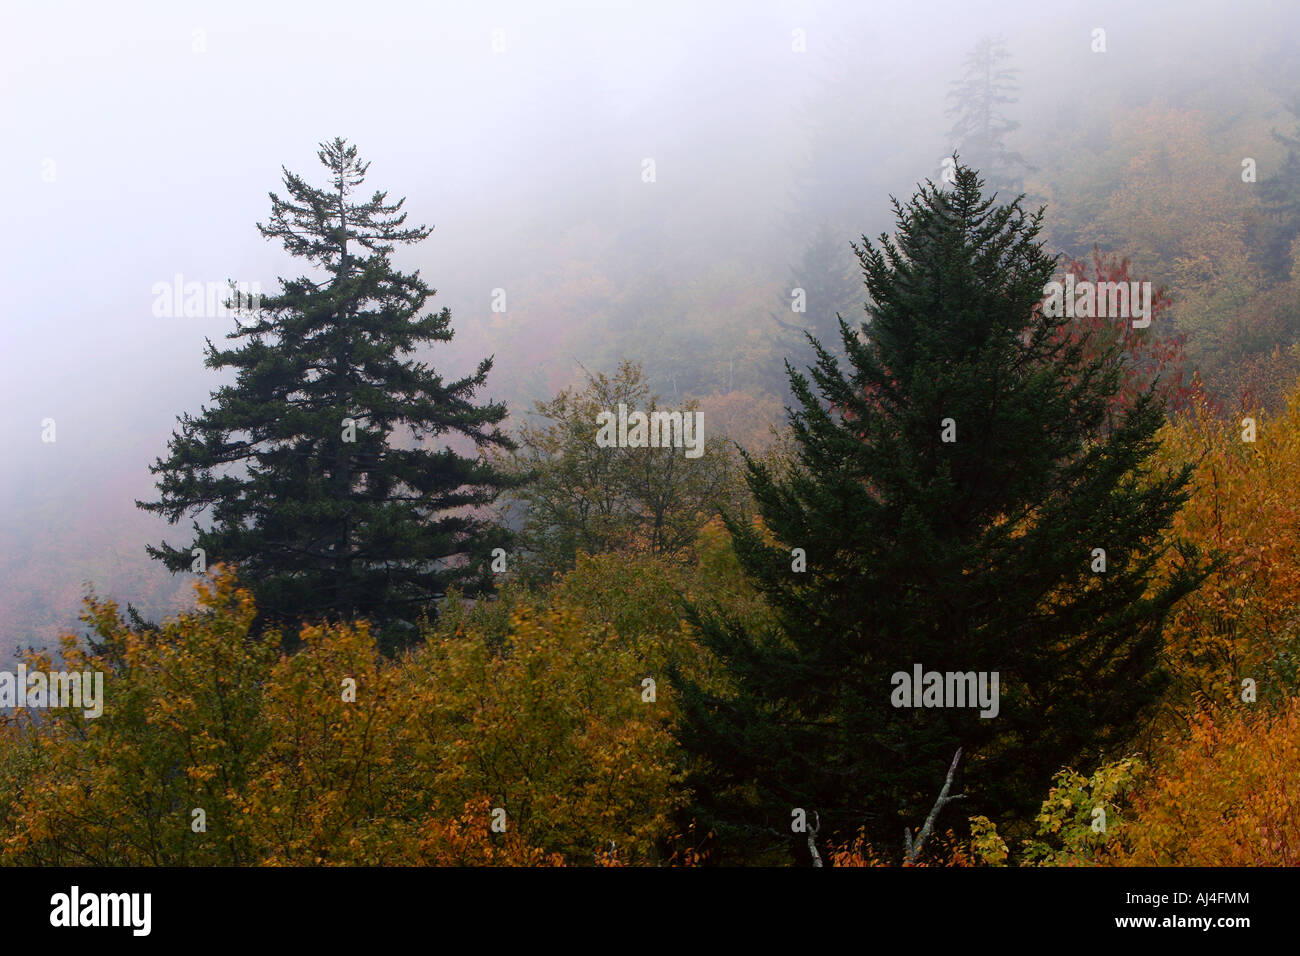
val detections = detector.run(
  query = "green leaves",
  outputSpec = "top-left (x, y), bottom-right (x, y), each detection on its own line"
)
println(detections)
top-left (500, 360), bottom-right (745, 582)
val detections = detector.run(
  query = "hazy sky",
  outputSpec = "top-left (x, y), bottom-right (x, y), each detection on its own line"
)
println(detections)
top-left (2, 0), bottom-right (1295, 652)
top-left (1, 0), bottom-right (1201, 453)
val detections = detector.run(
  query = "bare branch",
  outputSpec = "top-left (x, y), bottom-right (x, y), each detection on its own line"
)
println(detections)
top-left (904, 747), bottom-right (966, 864)
top-left (808, 811), bottom-right (823, 868)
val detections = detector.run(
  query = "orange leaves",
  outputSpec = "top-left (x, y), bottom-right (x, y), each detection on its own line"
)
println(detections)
top-left (415, 797), bottom-right (564, 867)
top-left (0, 566), bottom-right (277, 865)
top-left (1114, 702), bottom-right (1300, 866)
top-left (825, 829), bottom-right (888, 867)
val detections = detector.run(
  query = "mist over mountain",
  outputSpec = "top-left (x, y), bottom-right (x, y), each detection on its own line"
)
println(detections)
top-left (3, 0), bottom-right (1297, 660)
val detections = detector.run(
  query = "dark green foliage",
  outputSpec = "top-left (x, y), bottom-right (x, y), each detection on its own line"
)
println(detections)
top-left (673, 164), bottom-right (1208, 863)
top-left (138, 139), bottom-right (521, 651)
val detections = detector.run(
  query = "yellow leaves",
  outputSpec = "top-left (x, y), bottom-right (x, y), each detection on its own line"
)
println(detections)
top-left (982, 699), bottom-right (1300, 866)
top-left (1015, 758), bottom-right (1143, 866)
top-left (186, 764), bottom-right (219, 784)
top-left (398, 601), bottom-right (683, 863)
top-left (0, 566), bottom-right (685, 866)
top-left (1153, 382), bottom-right (1300, 711)
top-left (968, 815), bottom-right (1008, 866)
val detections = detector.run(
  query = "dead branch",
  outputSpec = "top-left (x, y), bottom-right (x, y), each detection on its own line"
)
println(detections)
top-left (808, 811), bottom-right (823, 868)
top-left (904, 747), bottom-right (965, 864)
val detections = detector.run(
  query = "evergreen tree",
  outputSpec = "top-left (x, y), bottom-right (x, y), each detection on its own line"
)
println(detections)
top-left (945, 36), bottom-right (1032, 199)
top-left (673, 165), bottom-right (1207, 864)
top-left (138, 138), bottom-right (520, 651)
top-left (768, 225), bottom-right (863, 403)
top-left (1247, 94), bottom-right (1300, 283)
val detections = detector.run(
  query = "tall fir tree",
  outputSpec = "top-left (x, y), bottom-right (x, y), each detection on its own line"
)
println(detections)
top-left (1246, 94), bottom-right (1300, 283)
top-left (138, 138), bottom-right (521, 651)
top-left (945, 36), bottom-right (1032, 200)
top-left (768, 224), bottom-right (863, 403)
top-left (673, 164), bottom-right (1207, 864)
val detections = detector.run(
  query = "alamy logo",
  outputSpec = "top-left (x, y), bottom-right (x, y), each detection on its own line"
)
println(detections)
top-left (0, 665), bottom-right (103, 718)
top-left (1041, 276), bottom-right (1152, 328)
top-left (152, 274), bottom-right (262, 318)
top-left (890, 664), bottom-right (999, 718)
top-left (50, 886), bottom-right (151, 936)
top-left (595, 403), bottom-right (704, 459)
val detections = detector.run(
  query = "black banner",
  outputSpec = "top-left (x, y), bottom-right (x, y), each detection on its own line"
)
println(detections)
top-left (6, 865), bottom-right (1270, 943)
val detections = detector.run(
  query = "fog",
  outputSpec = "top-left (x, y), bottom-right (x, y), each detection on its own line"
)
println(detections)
top-left (2, 0), bottom-right (1297, 656)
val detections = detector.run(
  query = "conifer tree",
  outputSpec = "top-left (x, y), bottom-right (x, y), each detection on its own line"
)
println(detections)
top-left (768, 225), bottom-right (863, 402)
top-left (1247, 94), bottom-right (1300, 283)
top-left (945, 36), bottom-right (1032, 199)
top-left (673, 165), bottom-right (1207, 863)
top-left (138, 138), bottom-right (520, 651)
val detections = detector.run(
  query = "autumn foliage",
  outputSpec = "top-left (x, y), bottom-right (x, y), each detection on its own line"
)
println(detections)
top-left (0, 568), bottom-right (682, 866)
top-left (1052, 247), bottom-right (1190, 419)
top-left (1151, 383), bottom-right (1300, 711)
top-left (1114, 704), bottom-right (1300, 866)
top-left (11, 365), bottom-right (1300, 866)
